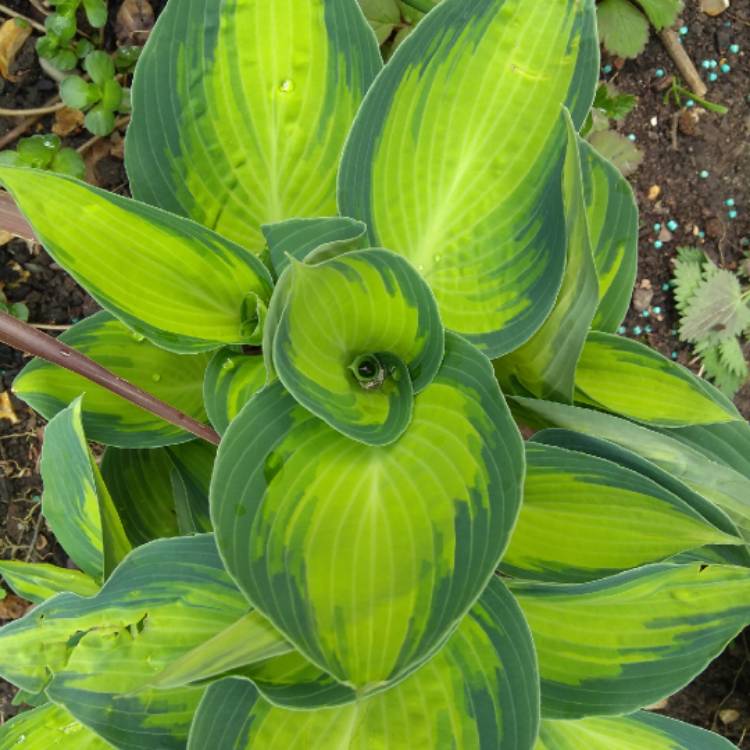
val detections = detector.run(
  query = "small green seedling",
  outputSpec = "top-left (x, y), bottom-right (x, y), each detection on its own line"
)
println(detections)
top-left (0, 290), bottom-right (28, 322)
top-left (664, 77), bottom-right (728, 114)
top-left (0, 134), bottom-right (84, 179)
top-left (60, 51), bottom-right (129, 136)
top-left (36, 0), bottom-right (105, 72)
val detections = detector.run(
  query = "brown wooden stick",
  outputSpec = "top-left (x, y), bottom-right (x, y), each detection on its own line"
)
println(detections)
top-left (659, 28), bottom-right (708, 98)
top-left (0, 310), bottom-right (221, 446)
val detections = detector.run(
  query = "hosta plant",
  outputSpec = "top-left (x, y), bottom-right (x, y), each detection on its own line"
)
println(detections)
top-left (0, 1), bottom-right (749, 748)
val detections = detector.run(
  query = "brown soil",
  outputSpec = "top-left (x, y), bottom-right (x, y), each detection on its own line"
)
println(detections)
top-left (0, 0), bottom-right (749, 743)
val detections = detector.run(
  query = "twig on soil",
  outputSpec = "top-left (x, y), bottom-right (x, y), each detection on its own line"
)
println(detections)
top-left (0, 95), bottom-right (62, 151)
top-left (0, 101), bottom-right (65, 117)
top-left (659, 29), bottom-right (708, 98)
top-left (23, 505), bottom-right (42, 562)
top-left (0, 310), bottom-right (221, 446)
top-left (29, 322), bottom-right (71, 331)
top-left (0, 3), bottom-right (46, 33)
top-left (77, 114), bottom-right (131, 154)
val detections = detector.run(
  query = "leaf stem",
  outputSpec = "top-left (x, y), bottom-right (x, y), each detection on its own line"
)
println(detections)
top-left (0, 310), bottom-right (221, 446)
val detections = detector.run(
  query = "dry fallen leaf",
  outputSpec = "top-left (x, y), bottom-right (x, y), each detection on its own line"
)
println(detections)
top-left (83, 138), bottom-right (113, 186)
top-left (116, 0), bottom-right (155, 45)
top-left (109, 130), bottom-right (125, 160)
top-left (0, 593), bottom-right (31, 620)
top-left (0, 18), bottom-right (31, 82)
top-left (0, 391), bottom-right (19, 425)
top-left (52, 106), bottom-right (86, 137)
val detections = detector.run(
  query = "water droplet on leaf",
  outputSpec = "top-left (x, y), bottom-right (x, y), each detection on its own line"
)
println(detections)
top-left (151, 373), bottom-right (161, 383)
top-left (279, 79), bottom-right (295, 93)
top-left (222, 358), bottom-right (235, 371)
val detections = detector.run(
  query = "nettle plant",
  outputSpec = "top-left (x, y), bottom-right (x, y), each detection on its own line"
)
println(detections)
top-left (0, 1), bottom-right (749, 749)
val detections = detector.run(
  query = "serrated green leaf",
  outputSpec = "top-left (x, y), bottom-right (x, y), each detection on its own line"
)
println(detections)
top-left (673, 246), bottom-right (707, 313)
top-left (40, 398), bottom-right (131, 580)
top-left (14, 312), bottom-right (211, 448)
top-left (494, 113), bottom-right (598, 401)
top-left (680, 268), bottom-right (750, 343)
top-left (512, 563), bottom-right (750, 718)
top-left (203, 349), bottom-right (266, 435)
top-left (593, 83), bottom-right (637, 121)
top-left (636, 0), bottom-right (683, 30)
top-left (536, 711), bottom-right (737, 749)
top-left (187, 578), bottom-right (539, 750)
top-left (580, 137), bottom-right (638, 331)
top-left (339, 0), bottom-right (599, 356)
top-left (212, 332), bottom-right (524, 689)
top-left (597, 0), bottom-right (650, 58)
top-left (126, 0), bottom-right (381, 254)
top-left (575, 331), bottom-right (740, 427)
top-left (587, 129), bottom-right (644, 176)
top-left (0, 168), bottom-right (274, 354)
top-left (0, 561), bottom-right (99, 604)
top-left (502, 442), bottom-right (739, 583)
top-left (271, 248), bottom-right (444, 445)
top-left (0, 702), bottom-right (111, 750)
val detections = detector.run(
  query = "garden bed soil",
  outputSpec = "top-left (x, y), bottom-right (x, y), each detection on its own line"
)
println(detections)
top-left (0, 0), bottom-right (749, 744)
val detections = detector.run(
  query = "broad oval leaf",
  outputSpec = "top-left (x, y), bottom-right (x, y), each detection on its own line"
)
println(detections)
top-left (536, 712), bottom-right (738, 750)
top-left (0, 168), bottom-right (274, 353)
top-left (510, 397), bottom-right (750, 542)
top-left (580, 138), bottom-right (638, 331)
top-left (575, 332), bottom-right (740, 427)
top-left (339, 0), bottom-right (599, 355)
top-left (126, 0), bottom-right (382, 253)
top-left (40, 398), bottom-right (131, 580)
top-left (0, 561), bottom-right (99, 604)
top-left (271, 249), bottom-right (444, 445)
top-left (501, 443), bottom-right (739, 583)
top-left (212, 332), bottom-right (524, 689)
top-left (203, 349), bottom-right (267, 435)
top-left (188, 578), bottom-right (539, 750)
top-left (14, 312), bottom-right (210, 448)
top-left (0, 535), bottom-right (248, 750)
top-left (0, 702), bottom-right (111, 750)
top-left (511, 563), bottom-right (750, 719)
top-left (494, 114), bottom-right (598, 401)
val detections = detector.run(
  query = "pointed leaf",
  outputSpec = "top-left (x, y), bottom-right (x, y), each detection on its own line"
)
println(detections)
top-left (575, 332), bottom-right (740, 427)
top-left (14, 312), bottom-right (211, 448)
top-left (0, 168), bottom-right (274, 353)
top-left (511, 563), bottom-right (750, 718)
top-left (0, 561), bottom-right (99, 604)
top-left (536, 711), bottom-right (736, 750)
top-left (41, 398), bottom-right (131, 580)
top-left (0, 535), bottom-right (249, 750)
top-left (338, 0), bottom-right (599, 356)
top-left (188, 578), bottom-right (539, 750)
top-left (212, 332), bottom-right (524, 688)
top-left (271, 249), bottom-right (444, 445)
top-left (262, 216), bottom-right (367, 277)
top-left (501, 443), bottom-right (740, 582)
top-left (126, 0), bottom-right (381, 254)
top-left (494, 114), bottom-right (598, 400)
top-left (580, 138), bottom-right (638, 331)
top-left (0, 702), bottom-right (111, 750)
top-left (203, 349), bottom-right (267, 435)
top-left (511, 397), bottom-right (750, 543)
top-left (166, 441), bottom-right (215, 534)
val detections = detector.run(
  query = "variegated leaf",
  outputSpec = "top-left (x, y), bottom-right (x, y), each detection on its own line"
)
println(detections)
top-left (0, 561), bottom-right (99, 604)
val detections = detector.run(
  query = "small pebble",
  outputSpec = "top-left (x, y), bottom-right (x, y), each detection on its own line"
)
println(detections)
top-left (661, 283), bottom-right (671, 291)
top-left (679, 25), bottom-right (688, 35)
top-left (699, 170), bottom-right (710, 179)
top-left (710, 59), bottom-right (719, 69)
top-left (725, 198), bottom-right (735, 207)
top-left (642, 310), bottom-right (650, 318)
top-left (654, 240), bottom-right (663, 249)
top-left (729, 44), bottom-right (740, 54)
top-left (709, 72), bottom-right (719, 82)
top-left (741, 237), bottom-right (750, 247)
top-left (617, 326), bottom-right (626, 335)
top-left (728, 209), bottom-right (738, 219)
top-left (602, 64), bottom-right (613, 74)
top-left (721, 63), bottom-right (731, 73)
top-left (655, 68), bottom-right (665, 78)
top-left (653, 306), bottom-right (662, 315)
top-left (702, 60), bottom-right (711, 69)
top-left (644, 325), bottom-right (653, 334)
top-left (667, 220), bottom-right (679, 231)
top-left (653, 222), bottom-right (662, 231)
top-left (633, 326), bottom-right (643, 335)
top-left (686, 99), bottom-right (695, 108)
top-left (698, 230), bottom-right (706, 239)
top-left (627, 133), bottom-right (637, 141)
top-left (671, 351), bottom-right (678, 360)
